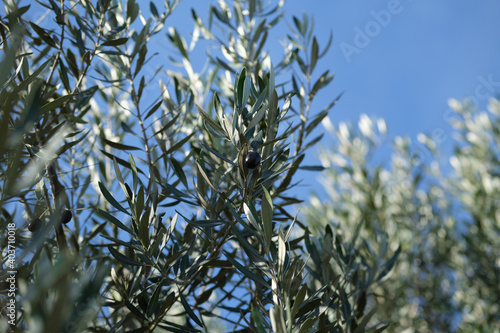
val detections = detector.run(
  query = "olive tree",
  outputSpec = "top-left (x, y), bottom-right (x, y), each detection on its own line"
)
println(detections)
top-left (0, 0), bottom-right (397, 332)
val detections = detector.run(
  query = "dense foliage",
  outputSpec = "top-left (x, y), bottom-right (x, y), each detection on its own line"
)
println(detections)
top-left (1, 0), bottom-right (498, 332)
top-left (0, 0), bottom-right (398, 332)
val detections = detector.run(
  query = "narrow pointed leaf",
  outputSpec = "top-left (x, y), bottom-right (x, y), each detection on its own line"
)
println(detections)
top-left (146, 282), bottom-right (162, 318)
top-left (179, 290), bottom-right (203, 326)
top-left (41, 94), bottom-right (74, 113)
top-left (108, 246), bottom-right (144, 266)
top-left (98, 208), bottom-right (132, 233)
top-left (310, 37), bottom-right (319, 74)
top-left (225, 252), bottom-right (269, 287)
top-left (165, 132), bottom-right (195, 155)
top-left (246, 103), bottom-right (267, 131)
top-left (98, 181), bottom-right (130, 215)
top-left (261, 186), bottom-right (273, 249)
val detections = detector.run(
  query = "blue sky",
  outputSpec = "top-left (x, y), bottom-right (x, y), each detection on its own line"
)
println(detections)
top-left (293, 0), bottom-right (500, 136)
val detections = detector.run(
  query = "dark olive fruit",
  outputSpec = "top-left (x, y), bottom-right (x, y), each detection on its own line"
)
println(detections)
top-left (28, 218), bottom-right (42, 232)
top-left (245, 151), bottom-right (261, 169)
top-left (61, 209), bottom-right (73, 224)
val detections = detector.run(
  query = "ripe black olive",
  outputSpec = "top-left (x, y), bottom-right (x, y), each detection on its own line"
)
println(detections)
top-left (245, 151), bottom-right (261, 169)
top-left (28, 218), bottom-right (42, 232)
top-left (61, 209), bottom-right (73, 224)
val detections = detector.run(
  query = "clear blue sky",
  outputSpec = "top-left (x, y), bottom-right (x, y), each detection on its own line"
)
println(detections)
top-left (296, 0), bottom-right (500, 139)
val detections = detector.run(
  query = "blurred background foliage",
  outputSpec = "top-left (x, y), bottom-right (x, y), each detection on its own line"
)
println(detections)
top-left (0, 0), bottom-right (498, 332)
top-left (303, 98), bottom-right (500, 332)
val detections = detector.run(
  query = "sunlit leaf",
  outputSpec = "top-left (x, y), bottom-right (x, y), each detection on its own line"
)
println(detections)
top-left (261, 186), bottom-right (273, 249)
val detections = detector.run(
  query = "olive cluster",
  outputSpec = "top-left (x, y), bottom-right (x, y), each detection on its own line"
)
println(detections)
top-left (28, 209), bottom-right (73, 232)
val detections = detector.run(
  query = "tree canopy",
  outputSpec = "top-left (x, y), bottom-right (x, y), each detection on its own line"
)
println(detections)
top-left (0, 0), bottom-right (498, 332)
